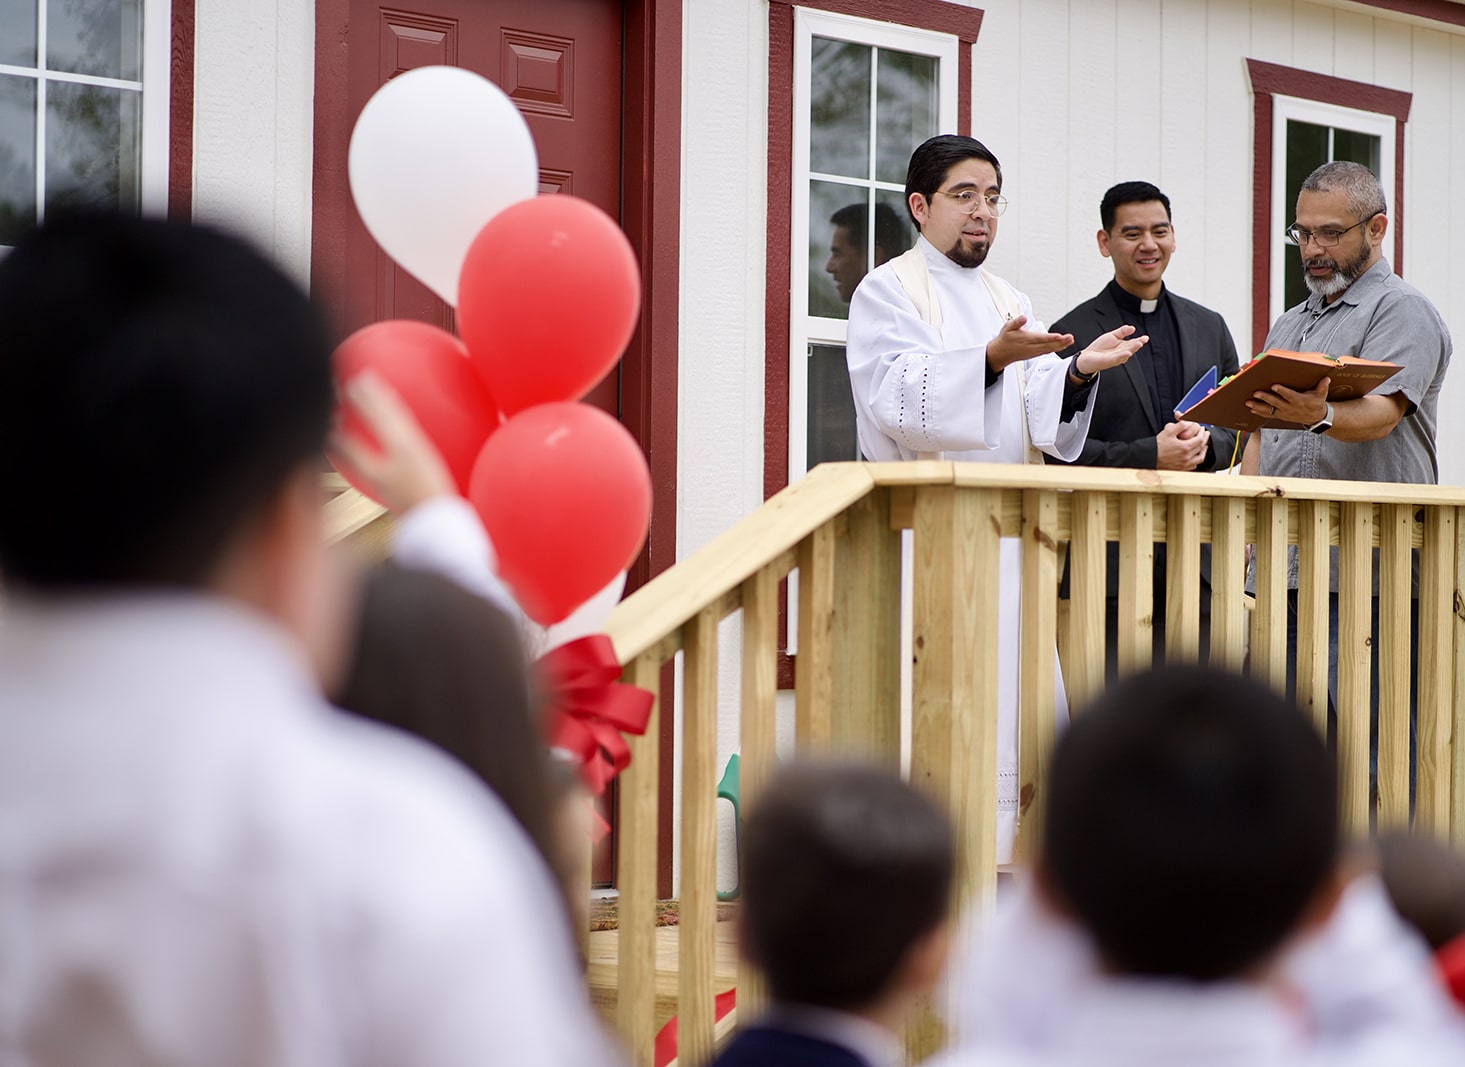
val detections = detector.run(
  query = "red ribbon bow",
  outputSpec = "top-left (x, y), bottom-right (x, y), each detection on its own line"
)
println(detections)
top-left (539, 634), bottom-right (653, 798)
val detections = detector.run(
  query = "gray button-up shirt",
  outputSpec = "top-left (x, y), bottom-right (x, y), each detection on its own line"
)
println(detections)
top-left (1259, 258), bottom-right (1451, 485)
top-left (1256, 258), bottom-right (1452, 590)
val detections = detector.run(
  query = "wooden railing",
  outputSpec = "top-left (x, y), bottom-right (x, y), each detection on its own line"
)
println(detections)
top-left (600, 461), bottom-right (1465, 1065)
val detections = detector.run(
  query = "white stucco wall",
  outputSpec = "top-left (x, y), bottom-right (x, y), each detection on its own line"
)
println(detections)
top-left (191, 0), bottom-right (316, 289)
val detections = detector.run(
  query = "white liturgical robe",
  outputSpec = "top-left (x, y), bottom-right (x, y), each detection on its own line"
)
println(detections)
top-left (0, 594), bottom-right (615, 1067)
top-left (847, 236), bottom-right (1101, 863)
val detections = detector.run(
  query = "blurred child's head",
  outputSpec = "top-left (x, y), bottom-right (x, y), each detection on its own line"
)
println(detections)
top-left (1041, 664), bottom-right (1340, 982)
top-left (740, 761), bottom-right (955, 1018)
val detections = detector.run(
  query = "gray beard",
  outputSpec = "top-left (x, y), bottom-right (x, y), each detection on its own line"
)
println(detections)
top-left (1302, 244), bottom-right (1371, 298)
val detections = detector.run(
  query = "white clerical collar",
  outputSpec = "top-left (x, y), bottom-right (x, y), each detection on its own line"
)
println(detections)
top-left (1139, 297), bottom-right (1159, 314)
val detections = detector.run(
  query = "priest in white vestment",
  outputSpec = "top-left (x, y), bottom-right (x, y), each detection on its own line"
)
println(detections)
top-left (846, 135), bottom-right (1146, 863)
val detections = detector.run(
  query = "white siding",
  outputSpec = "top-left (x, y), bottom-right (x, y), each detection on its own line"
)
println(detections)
top-left (669, 2), bottom-right (1465, 855)
top-left (191, 0), bottom-right (315, 288)
top-left (677, 0), bottom-right (773, 893)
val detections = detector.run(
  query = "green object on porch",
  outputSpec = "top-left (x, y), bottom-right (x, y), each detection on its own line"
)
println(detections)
top-left (717, 753), bottom-right (742, 902)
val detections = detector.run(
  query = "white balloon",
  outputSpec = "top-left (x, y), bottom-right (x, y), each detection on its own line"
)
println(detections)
top-left (537, 571), bottom-right (628, 653)
top-left (348, 66), bottom-right (538, 306)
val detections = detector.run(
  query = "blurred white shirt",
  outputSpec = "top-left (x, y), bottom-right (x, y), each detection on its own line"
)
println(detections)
top-left (0, 593), bottom-right (615, 1067)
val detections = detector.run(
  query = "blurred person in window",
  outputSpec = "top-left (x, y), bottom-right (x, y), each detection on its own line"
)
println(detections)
top-left (0, 214), bottom-right (615, 1067)
top-left (826, 201), bottom-right (910, 304)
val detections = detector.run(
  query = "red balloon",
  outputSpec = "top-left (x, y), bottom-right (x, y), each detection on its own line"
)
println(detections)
top-left (457, 195), bottom-right (641, 417)
top-left (333, 320), bottom-right (500, 496)
top-left (469, 403), bottom-right (651, 625)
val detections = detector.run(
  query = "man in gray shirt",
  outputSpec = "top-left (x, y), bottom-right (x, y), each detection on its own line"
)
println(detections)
top-left (1242, 161), bottom-right (1451, 803)
top-left (1242, 163), bottom-right (1450, 486)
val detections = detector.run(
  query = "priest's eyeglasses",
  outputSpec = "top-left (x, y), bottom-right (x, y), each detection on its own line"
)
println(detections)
top-left (936, 189), bottom-right (1008, 217)
top-left (1285, 212), bottom-right (1380, 248)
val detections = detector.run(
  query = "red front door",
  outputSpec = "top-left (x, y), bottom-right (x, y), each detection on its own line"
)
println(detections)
top-left (330, 0), bottom-right (624, 415)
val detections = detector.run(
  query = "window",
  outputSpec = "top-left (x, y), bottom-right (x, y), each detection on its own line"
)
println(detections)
top-left (1245, 60), bottom-right (1409, 354)
top-left (1271, 95), bottom-right (1393, 317)
top-left (789, 8), bottom-right (957, 481)
top-left (0, 0), bottom-right (170, 248)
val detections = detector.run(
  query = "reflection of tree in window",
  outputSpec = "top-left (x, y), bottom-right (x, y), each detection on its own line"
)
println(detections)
top-left (49, 0), bottom-right (142, 81)
top-left (810, 38), bottom-right (870, 179)
top-left (47, 81), bottom-right (140, 214)
top-left (0, 76), bottom-right (38, 245)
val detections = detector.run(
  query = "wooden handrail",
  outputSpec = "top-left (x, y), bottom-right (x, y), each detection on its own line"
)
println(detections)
top-left (323, 463), bottom-right (1465, 1066)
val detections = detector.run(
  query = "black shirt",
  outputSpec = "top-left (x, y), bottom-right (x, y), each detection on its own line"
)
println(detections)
top-left (1106, 279), bottom-right (1185, 421)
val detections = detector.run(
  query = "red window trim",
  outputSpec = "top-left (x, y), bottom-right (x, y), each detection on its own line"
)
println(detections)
top-left (1350, 0), bottom-right (1465, 26)
top-left (1246, 59), bottom-right (1412, 355)
top-left (764, 0), bottom-right (983, 507)
top-left (169, 0), bottom-right (195, 220)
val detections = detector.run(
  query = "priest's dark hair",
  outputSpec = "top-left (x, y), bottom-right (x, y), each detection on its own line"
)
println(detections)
top-left (1041, 664), bottom-right (1339, 982)
top-left (1100, 180), bottom-right (1173, 231)
top-left (739, 760), bottom-right (954, 1009)
top-left (0, 212), bottom-right (336, 589)
top-left (904, 134), bottom-right (1003, 227)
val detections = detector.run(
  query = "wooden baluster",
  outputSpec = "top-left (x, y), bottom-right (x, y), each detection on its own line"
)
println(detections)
top-left (678, 610), bottom-right (719, 1066)
top-left (1165, 494), bottom-right (1202, 662)
top-left (1417, 506), bottom-right (1455, 837)
top-left (1337, 502), bottom-right (1374, 835)
top-left (1067, 491), bottom-right (1107, 710)
top-left (1117, 494), bottom-right (1154, 675)
top-left (617, 652), bottom-right (662, 1066)
top-left (1251, 496), bottom-right (1289, 693)
top-left (1210, 498), bottom-right (1247, 672)
top-left (1454, 510), bottom-right (1465, 842)
top-left (1294, 500), bottom-right (1331, 736)
top-left (1017, 489), bottom-right (1059, 864)
top-left (908, 483), bottom-right (1001, 1059)
top-left (796, 523), bottom-right (836, 752)
top-left (737, 567), bottom-right (779, 1019)
top-left (1377, 503), bottom-right (1412, 830)
top-left (831, 488), bottom-right (902, 767)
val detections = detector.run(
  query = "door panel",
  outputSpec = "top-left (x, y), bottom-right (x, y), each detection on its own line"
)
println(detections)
top-left (343, 0), bottom-right (624, 415)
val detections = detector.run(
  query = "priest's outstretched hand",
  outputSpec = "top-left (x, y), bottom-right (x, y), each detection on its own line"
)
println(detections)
top-left (1072, 323), bottom-right (1148, 378)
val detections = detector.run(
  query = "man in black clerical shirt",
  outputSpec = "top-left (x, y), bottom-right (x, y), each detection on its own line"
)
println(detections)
top-left (1052, 182), bottom-right (1241, 674)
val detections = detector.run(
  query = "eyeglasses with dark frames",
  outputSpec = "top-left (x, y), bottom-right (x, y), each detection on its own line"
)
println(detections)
top-left (1285, 211), bottom-right (1381, 248)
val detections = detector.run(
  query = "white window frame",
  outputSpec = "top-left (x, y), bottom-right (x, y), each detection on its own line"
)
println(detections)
top-left (1269, 94), bottom-right (1395, 319)
top-left (788, 7), bottom-right (958, 486)
top-left (0, 0), bottom-right (171, 249)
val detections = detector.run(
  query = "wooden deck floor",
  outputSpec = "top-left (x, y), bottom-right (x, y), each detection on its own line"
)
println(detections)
top-left (586, 920), bottom-right (740, 1031)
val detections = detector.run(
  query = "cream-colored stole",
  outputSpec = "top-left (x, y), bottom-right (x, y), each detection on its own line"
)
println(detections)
top-left (889, 246), bottom-right (1042, 464)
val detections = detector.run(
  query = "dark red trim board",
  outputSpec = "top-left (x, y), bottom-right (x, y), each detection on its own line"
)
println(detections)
top-left (1246, 59), bottom-right (1411, 355)
top-left (1352, 0), bottom-right (1465, 27)
top-left (168, 0), bottom-right (195, 220)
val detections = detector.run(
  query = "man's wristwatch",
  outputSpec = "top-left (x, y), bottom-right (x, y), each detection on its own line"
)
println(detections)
top-left (1069, 353), bottom-right (1098, 384)
top-left (1308, 402), bottom-right (1335, 435)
